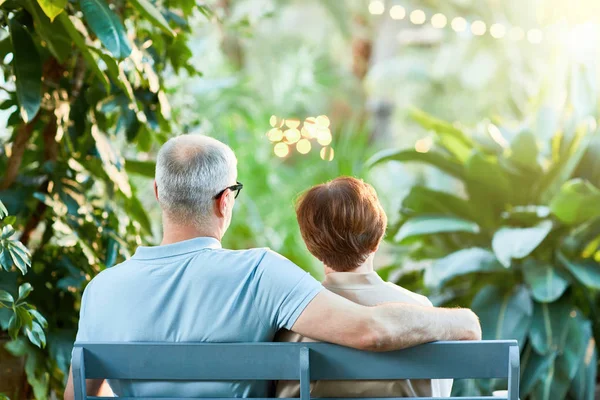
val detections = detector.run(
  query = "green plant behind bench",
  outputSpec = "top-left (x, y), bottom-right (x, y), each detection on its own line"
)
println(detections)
top-left (369, 109), bottom-right (599, 399)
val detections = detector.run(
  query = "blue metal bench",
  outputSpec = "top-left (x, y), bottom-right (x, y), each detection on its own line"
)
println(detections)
top-left (72, 340), bottom-right (519, 400)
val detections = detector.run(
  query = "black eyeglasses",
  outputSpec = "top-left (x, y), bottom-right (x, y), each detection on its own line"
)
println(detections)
top-left (214, 182), bottom-right (243, 199)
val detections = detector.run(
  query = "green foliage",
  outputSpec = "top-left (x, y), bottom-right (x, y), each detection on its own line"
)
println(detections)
top-left (0, 0), bottom-right (203, 397)
top-left (371, 109), bottom-right (600, 399)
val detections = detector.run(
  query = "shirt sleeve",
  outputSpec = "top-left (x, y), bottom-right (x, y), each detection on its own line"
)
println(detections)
top-left (252, 249), bottom-right (323, 331)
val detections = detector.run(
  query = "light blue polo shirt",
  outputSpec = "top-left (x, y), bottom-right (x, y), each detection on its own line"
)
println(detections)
top-left (75, 237), bottom-right (323, 398)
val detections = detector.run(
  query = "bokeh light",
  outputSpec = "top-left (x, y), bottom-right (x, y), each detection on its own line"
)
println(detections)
top-left (390, 5), bottom-right (406, 20)
top-left (283, 128), bottom-right (301, 144)
top-left (431, 13), bottom-right (447, 29)
top-left (451, 17), bottom-right (467, 32)
top-left (315, 115), bottom-right (330, 128)
top-left (285, 118), bottom-right (300, 129)
top-left (471, 20), bottom-right (487, 36)
top-left (320, 147), bottom-right (335, 161)
top-left (368, 0), bottom-right (384, 15)
top-left (274, 143), bottom-right (289, 158)
top-left (267, 128), bottom-right (283, 142)
top-left (316, 127), bottom-right (332, 146)
top-left (415, 137), bottom-right (433, 153)
top-left (490, 23), bottom-right (507, 39)
top-left (296, 139), bottom-right (311, 154)
top-left (410, 10), bottom-right (426, 25)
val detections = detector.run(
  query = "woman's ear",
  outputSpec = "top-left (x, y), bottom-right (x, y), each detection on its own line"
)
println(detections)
top-left (154, 181), bottom-right (159, 201)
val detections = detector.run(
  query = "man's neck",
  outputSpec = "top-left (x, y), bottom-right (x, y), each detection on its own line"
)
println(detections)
top-left (161, 217), bottom-right (221, 245)
top-left (324, 253), bottom-right (375, 275)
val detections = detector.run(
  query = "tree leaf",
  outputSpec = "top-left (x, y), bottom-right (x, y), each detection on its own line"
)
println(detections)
top-left (0, 248), bottom-right (12, 272)
top-left (492, 220), bottom-right (553, 267)
top-left (394, 215), bottom-right (480, 243)
top-left (24, 0), bottom-right (72, 63)
top-left (18, 283), bottom-right (33, 301)
top-left (25, 321), bottom-right (46, 348)
top-left (529, 302), bottom-right (591, 400)
top-left (401, 185), bottom-right (475, 220)
top-left (80, 0), bottom-right (132, 59)
top-left (1, 224), bottom-right (15, 239)
top-left (550, 179), bottom-right (600, 225)
top-left (125, 159), bottom-right (156, 178)
top-left (8, 313), bottom-right (21, 339)
top-left (522, 260), bottom-right (570, 303)
top-left (57, 13), bottom-right (111, 92)
top-left (16, 306), bottom-right (33, 330)
top-left (471, 284), bottom-right (533, 348)
top-left (425, 247), bottom-right (503, 288)
top-left (366, 148), bottom-right (466, 180)
top-left (539, 118), bottom-right (598, 202)
top-left (28, 309), bottom-right (48, 328)
top-left (557, 251), bottom-right (600, 290)
top-left (409, 108), bottom-right (474, 162)
top-left (505, 130), bottom-right (540, 172)
top-left (520, 347), bottom-right (556, 397)
top-left (9, 20), bottom-right (42, 122)
top-left (36, 0), bottom-right (67, 21)
top-left (0, 200), bottom-right (8, 219)
top-left (130, 0), bottom-right (175, 36)
top-left (465, 151), bottom-right (513, 202)
top-left (0, 290), bottom-right (14, 303)
top-left (568, 338), bottom-right (597, 400)
top-left (9, 245), bottom-right (29, 275)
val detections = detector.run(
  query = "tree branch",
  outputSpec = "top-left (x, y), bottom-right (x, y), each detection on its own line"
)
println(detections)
top-left (0, 114), bottom-right (40, 190)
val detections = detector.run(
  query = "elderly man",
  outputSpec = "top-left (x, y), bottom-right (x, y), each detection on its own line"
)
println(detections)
top-left (64, 134), bottom-right (481, 399)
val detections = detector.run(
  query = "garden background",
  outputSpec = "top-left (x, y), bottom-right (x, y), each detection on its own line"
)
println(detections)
top-left (0, 0), bottom-right (599, 398)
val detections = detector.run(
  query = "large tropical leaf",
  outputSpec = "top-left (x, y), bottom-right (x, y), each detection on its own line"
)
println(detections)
top-left (37, 0), bottom-right (67, 21)
top-left (58, 13), bottom-right (110, 92)
top-left (80, 0), bottom-right (132, 59)
top-left (425, 247), bottom-right (503, 288)
top-left (366, 148), bottom-right (465, 180)
top-left (130, 0), bottom-right (175, 36)
top-left (471, 285), bottom-right (533, 348)
top-left (550, 179), bottom-right (600, 225)
top-left (569, 338), bottom-right (597, 400)
top-left (394, 215), bottom-right (480, 243)
top-left (10, 20), bottom-right (42, 122)
top-left (492, 220), bottom-right (553, 267)
top-left (400, 186), bottom-right (476, 222)
top-left (557, 251), bottom-right (600, 290)
top-left (409, 108), bottom-right (473, 162)
top-left (539, 118), bottom-right (598, 202)
top-left (522, 260), bottom-right (570, 303)
top-left (529, 301), bottom-right (592, 400)
top-left (125, 159), bottom-right (156, 178)
top-left (25, 0), bottom-right (71, 63)
top-left (504, 130), bottom-right (540, 172)
top-left (465, 151), bottom-right (513, 202)
top-left (520, 346), bottom-right (557, 397)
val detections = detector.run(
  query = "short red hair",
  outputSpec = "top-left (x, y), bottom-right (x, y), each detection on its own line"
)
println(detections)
top-left (295, 177), bottom-right (387, 272)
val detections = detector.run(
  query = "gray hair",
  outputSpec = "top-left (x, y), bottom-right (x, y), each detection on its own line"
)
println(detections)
top-left (155, 134), bottom-right (237, 225)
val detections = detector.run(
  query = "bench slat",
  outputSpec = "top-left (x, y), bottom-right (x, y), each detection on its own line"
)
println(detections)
top-left (77, 341), bottom-right (516, 380)
top-left (87, 397), bottom-right (506, 400)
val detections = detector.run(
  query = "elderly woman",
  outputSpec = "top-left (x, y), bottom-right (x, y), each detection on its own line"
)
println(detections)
top-left (276, 176), bottom-right (452, 398)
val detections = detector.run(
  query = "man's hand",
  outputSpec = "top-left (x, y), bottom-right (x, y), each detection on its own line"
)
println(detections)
top-left (291, 290), bottom-right (481, 352)
top-left (64, 367), bottom-right (105, 400)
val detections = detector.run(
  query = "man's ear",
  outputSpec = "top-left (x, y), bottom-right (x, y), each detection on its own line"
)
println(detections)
top-left (216, 190), bottom-right (229, 217)
top-left (154, 180), bottom-right (159, 201)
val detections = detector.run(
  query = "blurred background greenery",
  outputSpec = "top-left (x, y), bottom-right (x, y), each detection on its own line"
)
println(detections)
top-left (1, 0), bottom-right (600, 398)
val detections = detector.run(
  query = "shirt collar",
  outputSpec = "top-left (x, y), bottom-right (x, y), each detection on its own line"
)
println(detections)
top-left (321, 271), bottom-right (385, 289)
top-left (132, 237), bottom-right (222, 260)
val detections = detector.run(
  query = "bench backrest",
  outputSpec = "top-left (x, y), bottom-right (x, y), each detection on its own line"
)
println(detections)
top-left (72, 340), bottom-right (519, 400)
